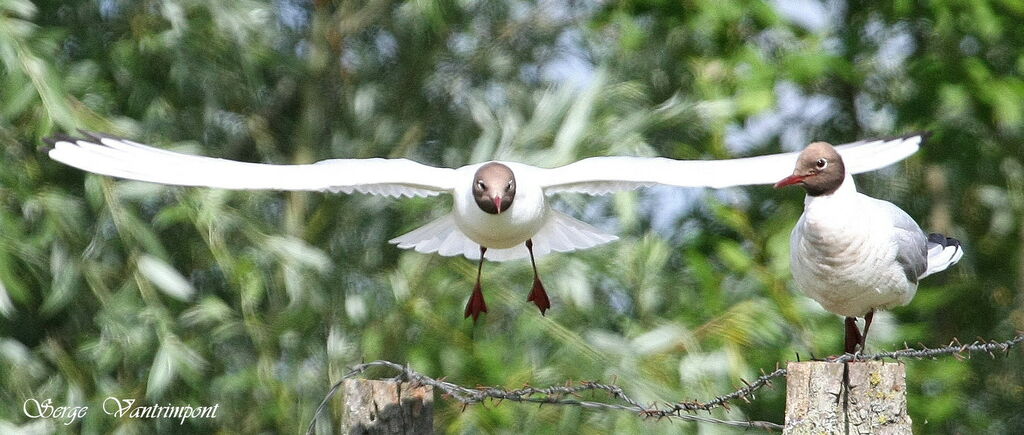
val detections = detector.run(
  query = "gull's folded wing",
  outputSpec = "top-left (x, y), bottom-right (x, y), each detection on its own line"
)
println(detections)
top-left (46, 132), bottom-right (457, 198)
top-left (538, 133), bottom-right (927, 195)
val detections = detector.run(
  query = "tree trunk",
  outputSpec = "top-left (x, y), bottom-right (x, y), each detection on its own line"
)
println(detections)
top-left (784, 361), bottom-right (911, 434)
top-left (341, 379), bottom-right (434, 435)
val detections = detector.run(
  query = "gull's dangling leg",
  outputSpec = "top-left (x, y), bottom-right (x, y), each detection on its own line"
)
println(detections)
top-left (525, 239), bottom-right (551, 315)
top-left (464, 246), bottom-right (488, 322)
top-left (844, 317), bottom-right (861, 354)
top-left (859, 310), bottom-right (875, 352)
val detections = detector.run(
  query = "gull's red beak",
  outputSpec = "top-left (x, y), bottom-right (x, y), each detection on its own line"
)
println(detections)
top-left (774, 174), bottom-right (806, 189)
top-left (493, 196), bottom-right (503, 214)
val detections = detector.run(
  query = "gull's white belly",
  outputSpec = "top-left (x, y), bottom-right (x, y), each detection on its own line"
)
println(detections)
top-left (790, 198), bottom-right (916, 318)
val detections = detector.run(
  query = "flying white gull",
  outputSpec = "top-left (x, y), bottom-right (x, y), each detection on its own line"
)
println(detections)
top-left (47, 131), bottom-right (926, 321)
top-left (775, 141), bottom-right (962, 353)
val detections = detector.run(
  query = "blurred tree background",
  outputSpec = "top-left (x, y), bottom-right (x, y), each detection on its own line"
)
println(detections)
top-left (1, 0), bottom-right (1022, 433)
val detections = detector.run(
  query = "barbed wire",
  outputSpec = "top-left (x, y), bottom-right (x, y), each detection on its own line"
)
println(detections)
top-left (307, 332), bottom-right (1024, 434)
top-left (834, 333), bottom-right (1024, 362)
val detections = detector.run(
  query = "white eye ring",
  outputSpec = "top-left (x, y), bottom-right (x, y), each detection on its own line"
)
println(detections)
top-left (815, 158), bottom-right (828, 169)
top-left (477, 180), bottom-right (486, 190)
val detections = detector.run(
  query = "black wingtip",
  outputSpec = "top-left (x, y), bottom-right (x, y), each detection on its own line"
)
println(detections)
top-left (907, 131), bottom-right (932, 147)
top-left (42, 130), bottom-right (134, 153)
top-left (78, 129), bottom-right (114, 143)
top-left (42, 133), bottom-right (79, 152)
top-left (83, 129), bottom-right (135, 140)
top-left (880, 131), bottom-right (932, 146)
top-left (918, 131), bottom-right (933, 145)
top-left (927, 233), bottom-right (961, 248)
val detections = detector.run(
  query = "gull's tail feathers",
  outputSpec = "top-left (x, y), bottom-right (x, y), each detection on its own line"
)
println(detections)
top-left (920, 233), bottom-right (963, 279)
top-left (388, 211), bottom-right (617, 262)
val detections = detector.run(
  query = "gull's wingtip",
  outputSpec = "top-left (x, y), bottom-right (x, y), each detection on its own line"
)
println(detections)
top-left (889, 131), bottom-right (932, 147)
top-left (45, 129), bottom-right (131, 144)
top-left (43, 129), bottom-right (138, 153)
top-left (870, 130), bottom-right (931, 157)
top-left (42, 133), bottom-right (79, 153)
top-left (898, 131), bottom-right (931, 156)
top-left (916, 131), bottom-right (933, 145)
top-left (78, 129), bottom-right (128, 143)
top-left (837, 131), bottom-right (934, 175)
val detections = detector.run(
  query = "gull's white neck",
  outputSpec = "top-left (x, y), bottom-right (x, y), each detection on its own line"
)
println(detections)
top-left (804, 172), bottom-right (859, 206)
top-left (798, 172), bottom-right (864, 241)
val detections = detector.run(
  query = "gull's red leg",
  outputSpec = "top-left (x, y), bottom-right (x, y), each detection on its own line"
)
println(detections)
top-left (844, 316), bottom-right (861, 354)
top-left (860, 310), bottom-right (875, 352)
top-left (464, 246), bottom-right (488, 322)
top-left (525, 239), bottom-right (551, 314)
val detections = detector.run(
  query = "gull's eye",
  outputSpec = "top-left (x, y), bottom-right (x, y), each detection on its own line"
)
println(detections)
top-left (815, 158), bottom-right (828, 169)
top-left (477, 180), bottom-right (486, 190)
top-left (507, 181), bottom-right (513, 189)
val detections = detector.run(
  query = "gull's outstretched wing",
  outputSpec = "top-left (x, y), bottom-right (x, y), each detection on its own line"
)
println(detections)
top-left (46, 132), bottom-right (457, 198)
top-left (538, 133), bottom-right (927, 195)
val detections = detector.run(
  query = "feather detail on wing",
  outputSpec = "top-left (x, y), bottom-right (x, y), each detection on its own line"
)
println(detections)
top-left (540, 133), bottom-right (927, 195)
top-left (388, 210), bottom-right (617, 262)
top-left (389, 214), bottom-right (478, 258)
top-left (519, 209), bottom-right (618, 258)
top-left (45, 131), bottom-right (456, 197)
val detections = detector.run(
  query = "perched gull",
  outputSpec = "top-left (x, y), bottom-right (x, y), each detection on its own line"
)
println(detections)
top-left (775, 140), bottom-right (963, 353)
top-left (47, 131), bottom-right (926, 321)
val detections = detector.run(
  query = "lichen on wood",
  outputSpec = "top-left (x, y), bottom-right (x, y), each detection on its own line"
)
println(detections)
top-left (784, 361), bottom-right (911, 434)
top-left (341, 379), bottom-right (434, 434)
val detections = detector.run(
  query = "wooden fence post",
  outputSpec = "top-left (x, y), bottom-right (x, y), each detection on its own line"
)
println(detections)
top-left (784, 361), bottom-right (911, 434)
top-left (341, 379), bottom-right (434, 434)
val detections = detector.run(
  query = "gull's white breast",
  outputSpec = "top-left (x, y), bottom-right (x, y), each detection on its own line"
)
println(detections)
top-left (790, 181), bottom-right (916, 317)
top-left (452, 162), bottom-right (548, 249)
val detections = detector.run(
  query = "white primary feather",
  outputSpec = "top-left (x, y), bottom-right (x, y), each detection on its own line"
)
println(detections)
top-left (47, 133), bottom-right (457, 197)
top-left (538, 134), bottom-right (925, 194)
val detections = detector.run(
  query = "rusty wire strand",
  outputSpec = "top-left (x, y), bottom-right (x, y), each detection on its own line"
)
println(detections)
top-left (307, 332), bottom-right (1024, 434)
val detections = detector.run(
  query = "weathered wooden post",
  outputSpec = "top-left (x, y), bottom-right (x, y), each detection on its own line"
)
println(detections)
top-left (341, 379), bottom-right (434, 434)
top-left (784, 361), bottom-right (911, 434)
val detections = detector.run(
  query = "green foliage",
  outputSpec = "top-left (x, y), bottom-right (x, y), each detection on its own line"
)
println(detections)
top-left (1, 0), bottom-right (1022, 433)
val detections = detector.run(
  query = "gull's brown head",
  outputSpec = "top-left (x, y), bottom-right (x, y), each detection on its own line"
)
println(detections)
top-left (473, 162), bottom-right (515, 214)
top-left (774, 141), bottom-right (845, 196)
